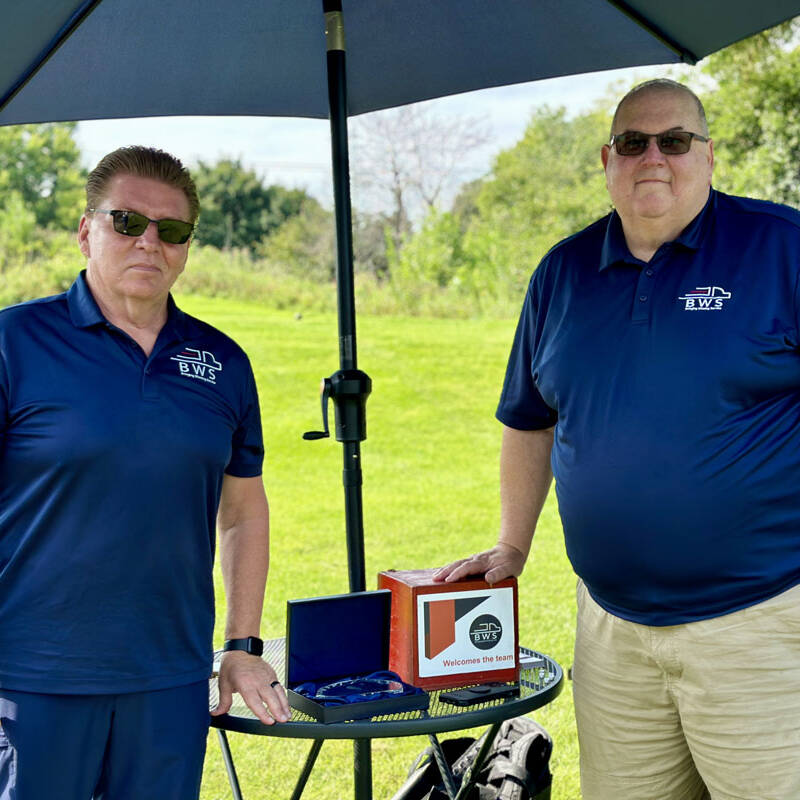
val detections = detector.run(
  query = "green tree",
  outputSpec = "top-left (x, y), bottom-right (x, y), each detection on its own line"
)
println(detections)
top-left (700, 20), bottom-right (800, 206)
top-left (259, 197), bottom-right (335, 281)
top-left (352, 211), bottom-right (391, 280)
top-left (461, 105), bottom-right (611, 298)
top-left (192, 159), bottom-right (309, 252)
top-left (0, 191), bottom-right (37, 269)
top-left (389, 209), bottom-right (465, 288)
top-left (387, 105), bottom-right (612, 304)
top-left (0, 122), bottom-right (85, 229)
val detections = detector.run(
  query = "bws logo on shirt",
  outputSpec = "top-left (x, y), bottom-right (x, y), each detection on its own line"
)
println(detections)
top-left (678, 286), bottom-right (732, 311)
top-left (170, 348), bottom-right (223, 384)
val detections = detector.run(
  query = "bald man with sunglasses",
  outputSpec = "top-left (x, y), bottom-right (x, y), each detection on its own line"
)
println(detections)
top-left (437, 79), bottom-right (800, 799)
top-left (0, 146), bottom-right (289, 800)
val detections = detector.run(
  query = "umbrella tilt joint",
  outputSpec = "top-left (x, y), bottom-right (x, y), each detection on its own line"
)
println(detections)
top-left (303, 370), bottom-right (372, 443)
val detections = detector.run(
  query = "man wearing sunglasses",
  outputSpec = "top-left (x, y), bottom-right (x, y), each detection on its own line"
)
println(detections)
top-left (437, 79), bottom-right (800, 799)
top-left (0, 146), bottom-right (290, 800)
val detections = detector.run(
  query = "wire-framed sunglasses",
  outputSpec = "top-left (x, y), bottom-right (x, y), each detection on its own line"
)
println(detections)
top-left (89, 208), bottom-right (194, 244)
top-left (609, 129), bottom-right (710, 156)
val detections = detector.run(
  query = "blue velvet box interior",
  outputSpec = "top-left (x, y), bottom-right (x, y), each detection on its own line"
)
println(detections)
top-left (285, 589), bottom-right (429, 722)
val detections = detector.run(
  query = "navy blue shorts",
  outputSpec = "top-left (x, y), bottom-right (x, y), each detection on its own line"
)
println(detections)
top-left (0, 681), bottom-right (209, 800)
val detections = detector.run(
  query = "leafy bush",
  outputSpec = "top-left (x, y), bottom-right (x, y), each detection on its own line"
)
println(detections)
top-left (0, 239), bottom-right (79, 307)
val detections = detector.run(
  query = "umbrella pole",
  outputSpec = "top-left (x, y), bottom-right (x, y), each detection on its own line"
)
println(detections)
top-left (308, 0), bottom-right (371, 600)
top-left (324, 6), bottom-right (373, 799)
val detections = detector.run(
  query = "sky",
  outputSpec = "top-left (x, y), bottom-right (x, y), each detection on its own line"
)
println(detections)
top-left (74, 63), bottom-right (682, 212)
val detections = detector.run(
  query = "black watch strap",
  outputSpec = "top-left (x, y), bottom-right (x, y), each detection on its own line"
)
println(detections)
top-left (223, 636), bottom-right (264, 656)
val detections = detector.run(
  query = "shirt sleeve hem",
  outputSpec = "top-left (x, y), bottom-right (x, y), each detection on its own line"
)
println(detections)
top-left (224, 464), bottom-right (263, 478)
top-left (495, 408), bottom-right (557, 431)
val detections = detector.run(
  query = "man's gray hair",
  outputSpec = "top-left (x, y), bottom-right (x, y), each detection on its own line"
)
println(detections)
top-left (611, 79), bottom-right (709, 138)
top-left (85, 145), bottom-right (200, 223)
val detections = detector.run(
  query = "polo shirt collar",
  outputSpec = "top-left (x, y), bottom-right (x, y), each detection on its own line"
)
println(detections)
top-left (67, 269), bottom-right (190, 342)
top-left (598, 188), bottom-right (717, 271)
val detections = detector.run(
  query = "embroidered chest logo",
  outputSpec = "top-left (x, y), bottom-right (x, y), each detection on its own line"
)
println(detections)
top-left (170, 348), bottom-right (223, 384)
top-left (677, 286), bottom-right (732, 311)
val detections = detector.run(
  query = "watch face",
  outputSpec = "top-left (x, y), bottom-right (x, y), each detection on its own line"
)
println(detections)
top-left (248, 638), bottom-right (264, 655)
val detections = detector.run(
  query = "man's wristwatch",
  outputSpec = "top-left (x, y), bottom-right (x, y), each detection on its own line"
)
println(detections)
top-left (223, 636), bottom-right (264, 656)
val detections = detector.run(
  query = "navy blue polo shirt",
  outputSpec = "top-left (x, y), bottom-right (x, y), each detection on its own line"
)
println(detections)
top-left (0, 272), bottom-right (264, 693)
top-left (498, 190), bottom-right (800, 625)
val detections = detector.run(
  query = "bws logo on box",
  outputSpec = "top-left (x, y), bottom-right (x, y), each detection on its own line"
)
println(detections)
top-left (678, 286), bottom-right (732, 311)
top-left (469, 614), bottom-right (503, 650)
top-left (171, 348), bottom-right (223, 384)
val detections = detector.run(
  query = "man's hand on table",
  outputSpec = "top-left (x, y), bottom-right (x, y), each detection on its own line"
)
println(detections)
top-left (433, 542), bottom-right (527, 585)
top-left (212, 650), bottom-right (291, 725)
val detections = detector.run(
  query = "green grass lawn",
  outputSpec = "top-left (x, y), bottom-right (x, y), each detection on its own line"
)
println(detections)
top-left (176, 295), bottom-right (580, 800)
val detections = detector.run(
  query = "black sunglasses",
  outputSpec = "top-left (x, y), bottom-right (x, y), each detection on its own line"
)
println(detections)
top-left (89, 208), bottom-right (194, 244)
top-left (609, 129), bottom-right (710, 156)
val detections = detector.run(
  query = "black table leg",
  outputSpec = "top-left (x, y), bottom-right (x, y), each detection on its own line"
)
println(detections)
top-left (427, 734), bottom-right (459, 799)
top-left (290, 739), bottom-right (324, 800)
top-left (354, 739), bottom-right (372, 800)
top-left (217, 729), bottom-right (244, 800)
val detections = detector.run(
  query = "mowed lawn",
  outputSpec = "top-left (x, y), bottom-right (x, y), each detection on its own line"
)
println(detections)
top-left (175, 295), bottom-right (580, 800)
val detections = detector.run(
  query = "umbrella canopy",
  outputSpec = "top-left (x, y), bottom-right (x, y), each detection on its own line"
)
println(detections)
top-left (2, 0), bottom-right (800, 124)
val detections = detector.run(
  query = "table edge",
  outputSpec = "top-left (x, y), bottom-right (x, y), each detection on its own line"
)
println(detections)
top-left (210, 663), bottom-right (564, 740)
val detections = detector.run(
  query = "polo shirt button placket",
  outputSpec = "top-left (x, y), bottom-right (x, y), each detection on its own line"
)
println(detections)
top-left (141, 358), bottom-right (159, 401)
top-left (632, 264), bottom-right (655, 323)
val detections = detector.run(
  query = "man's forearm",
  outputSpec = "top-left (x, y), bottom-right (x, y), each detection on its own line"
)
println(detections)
top-left (218, 475), bottom-right (270, 639)
top-left (214, 475), bottom-right (290, 725)
top-left (220, 524), bottom-right (268, 638)
top-left (498, 424), bottom-right (554, 560)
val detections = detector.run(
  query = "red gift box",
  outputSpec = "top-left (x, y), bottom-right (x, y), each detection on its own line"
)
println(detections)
top-left (377, 568), bottom-right (519, 690)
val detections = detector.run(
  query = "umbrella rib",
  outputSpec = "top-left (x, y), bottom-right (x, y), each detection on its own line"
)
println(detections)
top-left (605, 0), bottom-right (699, 64)
top-left (0, 0), bottom-right (105, 117)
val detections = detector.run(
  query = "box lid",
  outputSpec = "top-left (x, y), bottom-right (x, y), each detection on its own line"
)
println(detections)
top-left (379, 568), bottom-right (516, 591)
top-left (286, 589), bottom-right (392, 686)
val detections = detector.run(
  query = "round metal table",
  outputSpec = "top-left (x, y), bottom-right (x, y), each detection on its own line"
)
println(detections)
top-left (210, 639), bottom-right (563, 800)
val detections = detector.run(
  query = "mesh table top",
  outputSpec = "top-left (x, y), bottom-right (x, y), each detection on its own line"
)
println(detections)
top-left (210, 639), bottom-right (563, 739)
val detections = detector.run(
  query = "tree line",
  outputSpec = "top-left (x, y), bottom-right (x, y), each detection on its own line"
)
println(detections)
top-left (0, 20), bottom-right (797, 314)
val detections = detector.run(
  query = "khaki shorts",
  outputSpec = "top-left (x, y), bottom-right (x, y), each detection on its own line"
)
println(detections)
top-left (573, 580), bottom-right (800, 800)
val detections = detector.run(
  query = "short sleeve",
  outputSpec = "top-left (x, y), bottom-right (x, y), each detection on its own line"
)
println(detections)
top-left (496, 273), bottom-right (558, 430)
top-left (225, 361), bottom-right (265, 477)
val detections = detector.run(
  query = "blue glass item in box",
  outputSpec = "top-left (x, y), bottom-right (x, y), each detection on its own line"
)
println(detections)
top-left (285, 590), bottom-right (429, 722)
top-left (295, 670), bottom-right (415, 706)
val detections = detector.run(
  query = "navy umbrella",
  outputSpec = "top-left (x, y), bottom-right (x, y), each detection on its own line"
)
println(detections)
top-left (3, 1), bottom-right (800, 122)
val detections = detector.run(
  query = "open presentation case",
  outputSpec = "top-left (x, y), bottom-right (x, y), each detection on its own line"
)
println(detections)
top-left (285, 589), bottom-right (430, 723)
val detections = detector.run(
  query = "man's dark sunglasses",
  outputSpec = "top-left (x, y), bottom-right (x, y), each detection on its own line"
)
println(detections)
top-left (89, 208), bottom-right (194, 244)
top-left (609, 129), bottom-right (710, 156)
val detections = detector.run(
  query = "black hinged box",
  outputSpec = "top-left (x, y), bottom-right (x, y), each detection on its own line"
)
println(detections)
top-left (285, 589), bottom-right (429, 723)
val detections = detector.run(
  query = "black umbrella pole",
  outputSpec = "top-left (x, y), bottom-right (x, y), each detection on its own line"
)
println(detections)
top-left (323, 9), bottom-right (372, 794)
top-left (324, 1), bottom-right (371, 596)
top-left (325, 6), bottom-right (357, 373)
top-left (343, 440), bottom-right (366, 593)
